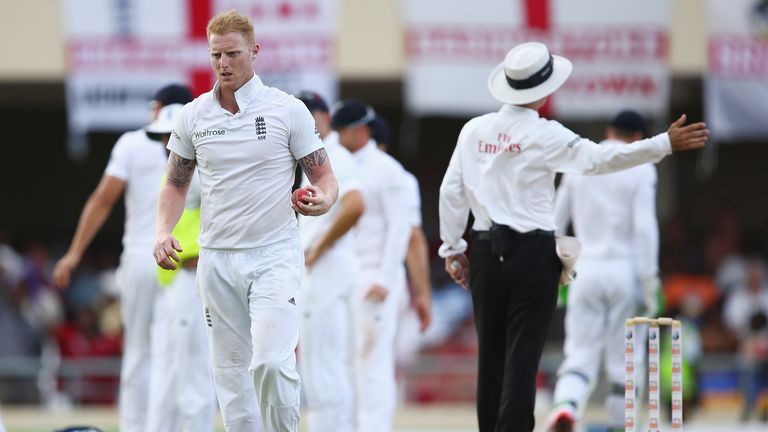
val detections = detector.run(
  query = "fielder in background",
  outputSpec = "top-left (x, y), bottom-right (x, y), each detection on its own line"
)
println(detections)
top-left (53, 83), bottom-right (193, 432)
top-left (153, 10), bottom-right (338, 432)
top-left (148, 104), bottom-right (217, 432)
top-left (438, 41), bottom-right (708, 432)
top-left (370, 115), bottom-right (432, 335)
top-left (294, 91), bottom-right (365, 432)
top-left (547, 110), bottom-right (663, 432)
top-left (332, 100), bottom-right (412, 432)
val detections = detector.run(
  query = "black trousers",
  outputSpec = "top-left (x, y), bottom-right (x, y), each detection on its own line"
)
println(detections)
top-left (469, 231), bottom-right (561, 432)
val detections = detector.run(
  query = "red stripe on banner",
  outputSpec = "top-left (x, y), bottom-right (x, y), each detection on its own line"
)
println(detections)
top-left (523, 0), bottom-right (553, 116)
top-left (187, 0), bottom-right (212, 38)
top-left (187, 0), bottom-right (214, 96)
top-left (191, 69), bottom-right (213, 98)
top-left (524, 0), bottom-right (550, 31)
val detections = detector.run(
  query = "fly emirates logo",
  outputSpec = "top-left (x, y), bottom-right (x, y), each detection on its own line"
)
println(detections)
top-left (477, 133), bottom-right (521, 154)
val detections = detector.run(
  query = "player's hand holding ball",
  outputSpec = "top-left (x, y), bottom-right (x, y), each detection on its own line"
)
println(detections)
top-left (292, 185), bottom-right (333, 216)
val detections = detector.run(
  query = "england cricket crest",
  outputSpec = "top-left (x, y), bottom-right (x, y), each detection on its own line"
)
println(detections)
top-left (625, 398), bottom-right (634, 409)
top-left (626, 361), bottom-right (634, 373)
top-left (672, 342), bottom-right (681, 355)
top-left (626, 379), bottom-right (635, 391)
top-left (625, 342), bottom-right (634, 354)
top-left (649, 341), bottom-right (658, 354)
top-left (673, 362), bottom-right (682, 373)
top-left (649, 380), bottom-right (658, 392)
top-left (649, 361), bottom-right (658, 373)
top-left (625, 416), bottom-right (635, 428)
top-left (673, 380), bottom-right (682, 392)
top-left (649, 399), bottom-right (658, 410)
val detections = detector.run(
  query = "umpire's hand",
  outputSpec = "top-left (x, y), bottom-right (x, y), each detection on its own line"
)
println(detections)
top-left (668, 114), bottom-right (708, 152)
top-left (445, 254), bottom-right (469, 289)
top-left (154, 232), bottom-right (182, 270)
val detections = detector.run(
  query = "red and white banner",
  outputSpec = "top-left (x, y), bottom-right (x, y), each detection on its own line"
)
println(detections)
top-left (705, 0), bottom-right (768, 141)
top-left (401, 0), bottom-right (670, 119)
top-left (62, 0), bottom-right (337, 156)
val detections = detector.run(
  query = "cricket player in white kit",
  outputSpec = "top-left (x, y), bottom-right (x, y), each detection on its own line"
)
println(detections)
top-left (370, 115), bottom-right (432, 334)
top-left (154, 11), bottom-right (337, 432)
top-left (146, 104), bottom-right (217, 432)
top-left (547, 110), bottom-right (662, 432)
top-left (53, 84), bottom-right (193, 432)
top-left (369, 115), bottom-right (432, 364)
top-left (332, 100), bottom-right (412, 432)
top-left (293, 91), bottom-right (365, 432)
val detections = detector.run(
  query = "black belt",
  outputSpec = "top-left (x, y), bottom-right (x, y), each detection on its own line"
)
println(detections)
top-left (472, 228), bottom-right (554, 240)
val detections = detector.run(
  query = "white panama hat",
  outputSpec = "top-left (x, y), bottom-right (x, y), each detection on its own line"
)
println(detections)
top-left (145, 103), bottom-right (184, 135)
top-left (487, 42), bottom-right (573, 105)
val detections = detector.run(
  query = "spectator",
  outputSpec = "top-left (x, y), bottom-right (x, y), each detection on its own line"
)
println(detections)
top-left (722, 258), bottom-right (768, 421)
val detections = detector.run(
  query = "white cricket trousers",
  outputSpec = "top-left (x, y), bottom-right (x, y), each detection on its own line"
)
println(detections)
top-left (147, 269), bottom-right (217, 432)
top-left (198, 241), bottom-right (303, 432)
top-left (116, 251), bottom-right (162, 432)
top-left (352, 266), bottom-right (406, 432)
top-left (0, 404), bottom-right (6, 432)
top-left (553, 258), bottom-right (638, 424)
top-left (299, 246), bottom-right (359, 432)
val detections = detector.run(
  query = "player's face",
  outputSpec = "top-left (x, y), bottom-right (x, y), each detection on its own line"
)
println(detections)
top-left (209, 32), bottom-right (259, 93)
top-left (337, 125), bottom-right (367, 152)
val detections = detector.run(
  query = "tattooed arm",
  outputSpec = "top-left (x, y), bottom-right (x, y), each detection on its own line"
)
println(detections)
top-left (293, 148), bottom-right (338, 216)
top-left (154, 152), bottom-right (196, 269)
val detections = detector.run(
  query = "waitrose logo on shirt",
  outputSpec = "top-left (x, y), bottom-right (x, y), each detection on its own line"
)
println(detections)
top-left (193, 129), bottom-right (226, 139)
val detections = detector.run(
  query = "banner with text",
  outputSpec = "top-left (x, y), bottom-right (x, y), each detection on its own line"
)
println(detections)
top-left (401, 0), bottom-right (670, 119)
top-left (705, 0), bottom-right (768, 142)
top-left (62, 0), bottom-right (337, 156)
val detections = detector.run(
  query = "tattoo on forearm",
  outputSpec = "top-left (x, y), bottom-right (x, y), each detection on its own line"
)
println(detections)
top-left (167, 153), bottom-right (195, 188)
top-left (299, 148), bottom-right (328, 177)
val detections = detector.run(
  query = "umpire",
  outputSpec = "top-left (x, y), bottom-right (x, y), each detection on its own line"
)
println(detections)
top-left (438, 42), bottom-right (708, 432)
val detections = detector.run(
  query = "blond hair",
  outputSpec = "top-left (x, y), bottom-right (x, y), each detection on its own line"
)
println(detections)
top-left (206, 10), bottom-right (255, 47)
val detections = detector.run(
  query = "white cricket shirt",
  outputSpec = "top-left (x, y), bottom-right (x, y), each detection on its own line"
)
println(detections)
top-left (299, 131), bottom-right (362, 252)
top-left (553, 140), bottom-right (659, 279)
top-left (439, 104), bottom-right (671, 257)
top-left (105, 129), bottom-right (167, 254)
top-left (403, 170), bottom-right (422, 227)
top-left (352, 141), bottom-right (412, 289)
top-left (167, 75), bottom-right (324, 249)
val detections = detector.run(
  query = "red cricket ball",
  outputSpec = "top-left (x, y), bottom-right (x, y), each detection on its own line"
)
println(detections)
top-left (297, 189), bottom-right (311, 203)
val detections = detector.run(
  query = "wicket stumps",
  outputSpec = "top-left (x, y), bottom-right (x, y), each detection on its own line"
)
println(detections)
top-left (624, 317), bottom-right (683, 432)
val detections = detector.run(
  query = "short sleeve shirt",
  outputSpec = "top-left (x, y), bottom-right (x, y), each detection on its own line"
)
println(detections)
top-left (105, 129), bottom-right (168, 254)
top-left (403, 170), bottom-right (422, 227)
top-left (167, 75), bottom-right (324, 249)
top-left (299, 131), bottom-right (362, 252)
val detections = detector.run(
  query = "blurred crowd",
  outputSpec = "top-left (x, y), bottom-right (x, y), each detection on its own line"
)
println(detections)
top-left (0, 231), bottom-right (122, 407)
top-left (1, 209), bottom-right (767, 418)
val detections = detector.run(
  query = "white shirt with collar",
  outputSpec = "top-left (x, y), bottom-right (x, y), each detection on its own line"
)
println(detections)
top-left (553, 141), bottom-right (659, 279)
top-left (299, 131), bottom-right (362, 252)
top-left (439, 104), bottom-right (671, 257)
top-left (105, 129), bottom-right (168, 254)
top-left (351, 140), bottom-right (412, 289)
top-left (403, 170), bottom-right (422, 227)
top-left (167, 75), bottom-right (324, 250)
